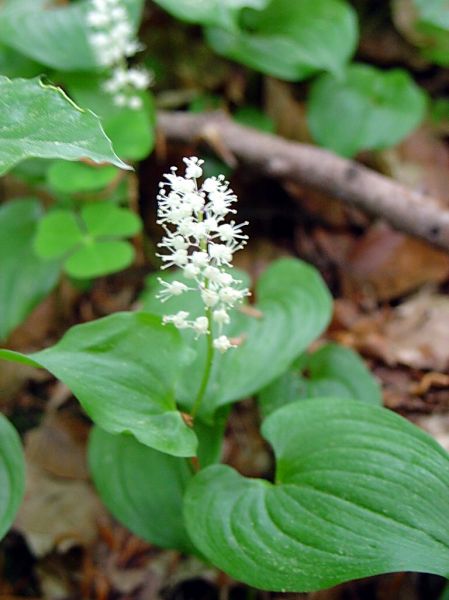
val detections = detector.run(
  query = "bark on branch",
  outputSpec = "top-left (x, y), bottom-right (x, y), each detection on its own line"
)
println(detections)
top-left (158, 110), bottom-right (449, 253)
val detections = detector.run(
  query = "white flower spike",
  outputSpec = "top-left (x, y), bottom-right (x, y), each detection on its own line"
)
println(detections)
top-left (86, 0), bottom-right (153, 110)
top-left (157, 157), bottom-right (249, 352)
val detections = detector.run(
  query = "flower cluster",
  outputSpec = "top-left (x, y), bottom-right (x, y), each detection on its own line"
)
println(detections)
top-left (86, 0), bottom-right (153, 110)
top-left (157, 157), bottom-right (249, 353)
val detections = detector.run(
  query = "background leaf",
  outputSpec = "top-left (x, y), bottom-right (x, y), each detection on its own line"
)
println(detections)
top-left (89, 426), bottom-right (195, 553)
top-left (0, 414), bottom-right (25, 541)
top-left (0, 77), bottom-right (129, 175)
top-left (0, 0), bottom-right (144, 72)
top-left (64, 74), bottom-right (156, 160)
top-left (308, 64), bottom-right (427, 157)
top-left (185, 398), bottom-right (449, 592)
top-left (259, 343), bottom-right (382, 418)
top-left (205, 0), bottom-right (358, 81)
top-left (153, 0), bottom-right (270, 28)
top-left (47, 161), bottom-right (119, 194)
top-left (0, 199), bottom-right (59, 340)
top-left (0, 313), bottom-right (197, 457)
top-left (143, 258), bottom-right (332, 420)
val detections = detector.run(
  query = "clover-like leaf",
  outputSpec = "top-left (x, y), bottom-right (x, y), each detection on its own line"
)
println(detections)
top-left (0, 76), bottom-right (130, 175)
top-left (0, 198), bottom-right (59, 340)
top-left (0, 414), bottom-right (25, 541)
top-left (185, 398), bottom-right (449, 592)
top-left (0, 313), bottom-right (197, 457)
top-left (89, 426), bottom-right (195, 553)
top-left (259, 342), bottom-right (382, 418)
top-left (308, 64), bottom-right (427, 157)
top-left (35, 203), bottom-right (141, 279)
top-left (0, 0), bottom-right (144, 72)
top-left (142, 258), bottom-right (332, 420)
top-left (205, 0), bottom-right (358, 81)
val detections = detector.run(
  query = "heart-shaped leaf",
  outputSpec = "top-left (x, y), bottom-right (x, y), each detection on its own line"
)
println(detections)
top-left (0, 199), bottom-right (59, 340)
top-left (0, 313), bottom-right (197, 457)
top-left (0, 0), bottom-right (144, 72)
top-left (0, 76), bottom-right (130, 175)
top-left (185, 398), bottom-right (449, 592)
top-left (205, 0), bottom-right (358, 81)
top-left (259, 342), bottom-right (382, 418)
top-left (153, 0), bottom-right (269, 29)
top-left (89, 426), bottom-right (195, 553)
top-left (308, 64), bottom-right (427, 157)
top-left (143, 258), bottom-right (332, 420)
top-left (0, 414), bottom-right (25, 541)
top-left (65, 240), bottom-right (135, 279)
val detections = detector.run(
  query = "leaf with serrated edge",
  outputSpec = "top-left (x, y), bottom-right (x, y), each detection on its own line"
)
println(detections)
top-left (0, 77), bottom-right (130, 175)
top-left (0, 313), bottom-right (197, 457)
top-left (185, 398), bottom-right (449, 591)
top-left (0, 414), bottom-right (25, 540)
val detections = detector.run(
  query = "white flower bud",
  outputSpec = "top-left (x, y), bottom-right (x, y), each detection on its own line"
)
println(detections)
top-left (213, 309), bottom-right (230, 325)
top-left (193, 316), bottom-right (209, 336)
top-left (213, 335), bottom-right (234, 353)
top-left (201, 288), bottom-right (219, 307)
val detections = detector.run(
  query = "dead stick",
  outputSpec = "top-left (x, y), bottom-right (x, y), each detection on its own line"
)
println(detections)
top-left (158, 111), bottom-right (449, 253)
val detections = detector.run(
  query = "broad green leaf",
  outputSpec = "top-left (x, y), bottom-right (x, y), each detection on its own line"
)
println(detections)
top-left (205, 0), bottom-right (358, 81)
top-left (143, 258), bottom-right (332, 420)
top-left (153, 0), bottom-right (269, 28)
top-left (308, 64), bottom-right (427, 157)
top-left (82, 203), bottom-right (141, 238)
top-left (0, 199), bottom-right (59, 340)
top-left (0, 414), bottom-right (25, 541)
top-left (259, 343), bottom-right (382, 418)
top-left (0, 77), bottom-right (130, 175)
top-left (0, 313), bottom-right (197, 457)
top-left (64, 74), bottom-right (155, 160)
top-left (65, 240), bottom-right (135, 279)
top-left (47, 161), bottom-right (119, 194)
top-left (0, 0), bottom-right (144, 72)
top-left (185, 398), bottom-right (449, 592)
top-left (89, 426), bottom-right (195, 553)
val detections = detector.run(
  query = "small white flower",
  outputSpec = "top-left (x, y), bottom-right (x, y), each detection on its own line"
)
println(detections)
top-left (163, 311), bottom-right (190, 329)
top-left (183, 264), bottom-right (200, 279)
top-left (184, 157), bottom-right (204, 179)
top-left (213, 309), bottom-right (230, 326)
top-left (193, 316), bottom-right (209, 336)
top-left (191, 251), bottom-right (209, 268)
top-left (208, 243), bottom-right (233, 265)
top-left (213, 335), bottom-right (234, 353)
top-left (157, 279), bottom-right (189, 302)
top-left (201, 288), bottom-right (219, 307)
top-left (128, 96), bottom-right (143, 110)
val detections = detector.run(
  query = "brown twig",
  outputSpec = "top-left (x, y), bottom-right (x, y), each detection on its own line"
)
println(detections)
top-left (158, 111), bottom-right (449, 253)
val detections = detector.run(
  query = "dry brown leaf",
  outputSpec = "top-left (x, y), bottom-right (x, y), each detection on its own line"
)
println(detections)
top-left (341, 223), bottom-right (449, 302)
top-left (25, 412), bottom-right (89, 480)
top-left (15, 463), bottom-right (102, 556)
top-left (381, 126), bottom-right (449, 205)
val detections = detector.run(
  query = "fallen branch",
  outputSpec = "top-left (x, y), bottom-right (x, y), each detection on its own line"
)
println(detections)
top-left (158, 111), bottom-right (449, 253)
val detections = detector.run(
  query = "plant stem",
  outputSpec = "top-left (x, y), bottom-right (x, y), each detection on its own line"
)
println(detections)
top-left (191, 308), bottom-right (214, 418)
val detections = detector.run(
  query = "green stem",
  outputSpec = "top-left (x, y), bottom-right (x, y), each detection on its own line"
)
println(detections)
top-left (191, 308), bottom-right (214, 419)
